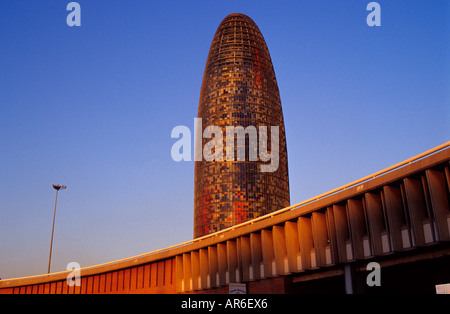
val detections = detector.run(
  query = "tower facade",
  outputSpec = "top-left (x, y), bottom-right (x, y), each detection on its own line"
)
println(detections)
top-left (194, 13), bottom-right (290, 238)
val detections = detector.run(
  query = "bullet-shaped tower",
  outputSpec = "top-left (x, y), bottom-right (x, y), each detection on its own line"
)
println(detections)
top-left (194, 13), bottom-right (290, 238)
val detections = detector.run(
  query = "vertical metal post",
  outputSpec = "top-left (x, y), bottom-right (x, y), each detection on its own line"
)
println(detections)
top-left (48, 184), bottom-right (66, 274)
top-left (48, 189), bottom-right (59, 274)
top-left (344, 264), bottom-right (354, 294)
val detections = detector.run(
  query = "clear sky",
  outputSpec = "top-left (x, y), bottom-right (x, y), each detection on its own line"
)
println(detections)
top-left (0, 0), bottom-right (448, 279)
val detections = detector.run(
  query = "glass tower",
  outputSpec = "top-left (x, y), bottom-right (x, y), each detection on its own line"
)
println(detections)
top-left (194, 13), bottom-right (290, 238)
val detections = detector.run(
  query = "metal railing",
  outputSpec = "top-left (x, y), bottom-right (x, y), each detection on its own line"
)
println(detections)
top-left (2, 141), bottom-right (449, 283)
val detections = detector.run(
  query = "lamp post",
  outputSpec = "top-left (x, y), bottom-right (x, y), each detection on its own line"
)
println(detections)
top-left (48, 184), bottom-right (66, 274)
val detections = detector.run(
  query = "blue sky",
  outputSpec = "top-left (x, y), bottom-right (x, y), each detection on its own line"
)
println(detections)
top-left (0, 0), bottom-right (448, 279)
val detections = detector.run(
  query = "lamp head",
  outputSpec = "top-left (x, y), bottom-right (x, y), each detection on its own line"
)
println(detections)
top-left (52, 185), bottom-right (67, 191)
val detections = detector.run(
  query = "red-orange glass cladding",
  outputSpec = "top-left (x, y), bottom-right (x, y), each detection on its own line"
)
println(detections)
top-left (194, 13), bottom-right (290, 238)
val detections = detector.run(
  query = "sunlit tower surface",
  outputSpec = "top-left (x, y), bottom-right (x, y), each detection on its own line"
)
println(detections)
top-left (194, 13), bottom-right (290, 238)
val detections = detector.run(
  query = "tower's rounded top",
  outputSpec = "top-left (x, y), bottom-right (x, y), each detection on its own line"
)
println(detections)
top-left (221, 12), bottom-right (256, 24)
top-left (204, 12), bottom-right (271, 80)
top-left (224, 12), bottom-right (251, 18)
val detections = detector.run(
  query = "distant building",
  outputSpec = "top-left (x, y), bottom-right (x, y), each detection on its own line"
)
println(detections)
top-left (194, 13), bottom-right (290, 238)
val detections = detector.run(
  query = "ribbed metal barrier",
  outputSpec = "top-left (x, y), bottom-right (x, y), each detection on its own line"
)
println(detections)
top-left (1, 142), bottom-right (449, 294)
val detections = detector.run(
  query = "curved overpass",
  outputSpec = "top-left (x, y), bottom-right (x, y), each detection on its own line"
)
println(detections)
top-left (1, 142), bottom-right (449, 294)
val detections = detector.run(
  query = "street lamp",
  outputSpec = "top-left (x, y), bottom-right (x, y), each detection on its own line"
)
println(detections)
top-left (48, 184), bottom-right (67, 274)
